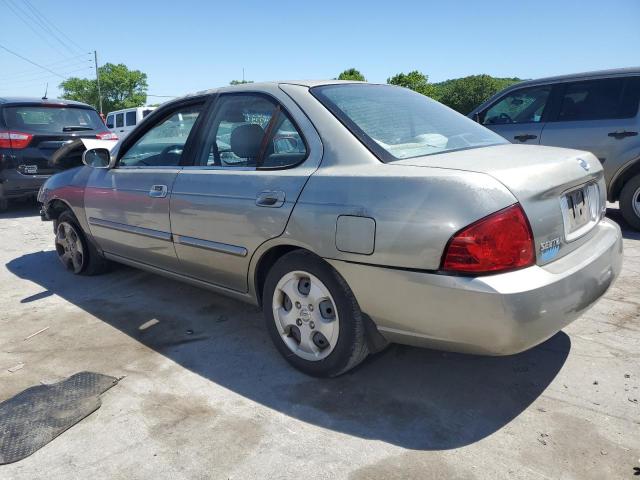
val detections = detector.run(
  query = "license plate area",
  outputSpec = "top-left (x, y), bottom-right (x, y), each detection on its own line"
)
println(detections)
top-left (18, 164), bottom-right (39, 175)
top-left (560, 183), bottom-right (600, 242)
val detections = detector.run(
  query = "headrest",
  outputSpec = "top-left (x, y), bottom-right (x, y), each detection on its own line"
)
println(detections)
top-left (230, 123), bottom-right (265, 159)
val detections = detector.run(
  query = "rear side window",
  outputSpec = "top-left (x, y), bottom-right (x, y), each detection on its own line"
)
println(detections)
top-left (115, 113), bottom-right (124, 128)
top-left (483, 86), bottom-right (551, 125)
top-left (106, 115), bottom-right (114, 128)
top-left (196, 94), bottom-right (307, 169)
top-left (3, 106), bottom-right (104, 132)
top-left (557, 77), bottom-right (640, 121)
top-left (125, 111), bottom-right (136, 126)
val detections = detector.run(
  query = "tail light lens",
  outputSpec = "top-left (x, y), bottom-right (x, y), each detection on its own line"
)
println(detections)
top-left (442, 203), bottom-right (535, 274)
top-left (0, 130), bottom-right (33, 149)
top-left (96, 131), bottom-right (118, 140)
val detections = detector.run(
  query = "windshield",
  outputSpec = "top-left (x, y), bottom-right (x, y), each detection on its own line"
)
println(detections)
top-left (311, 84), bottom-right (506, 161)
top-left (3, 105), bottom-right (105, 133)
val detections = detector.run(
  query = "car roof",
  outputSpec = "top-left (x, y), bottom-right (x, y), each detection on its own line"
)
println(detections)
top-left (511, 67), bottom-right (640, 89)
top-left (0, 96), bottom-right (95, 108)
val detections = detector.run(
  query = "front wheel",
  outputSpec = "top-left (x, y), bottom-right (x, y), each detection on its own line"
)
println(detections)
top-left (55, 210), bottom-right (110, 275)
top-left (263, 250), bottom-right (369, 377)
top-left (619, 174), bottom-right (640, 231)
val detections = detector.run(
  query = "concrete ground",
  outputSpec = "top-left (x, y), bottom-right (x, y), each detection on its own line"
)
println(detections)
top-left (0, 200), bottom-right (638, 480)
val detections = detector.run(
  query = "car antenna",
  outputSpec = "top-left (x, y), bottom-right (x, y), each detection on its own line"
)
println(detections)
top-left (42, 82), bottom-right (48, 100)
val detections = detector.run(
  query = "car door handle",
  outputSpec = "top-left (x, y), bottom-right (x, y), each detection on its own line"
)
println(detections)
top-left (149, 185), bottom-right (168, 198)
top-left (608, 130), bottom-right (638, 139)
top-left (255, 190), bottom-right (285, 208)
top-left (514, 134), bottom-right (537, 142)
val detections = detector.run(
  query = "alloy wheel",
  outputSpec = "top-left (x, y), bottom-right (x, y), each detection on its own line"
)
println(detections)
top-left (55, 221), bottom-right (85, 273)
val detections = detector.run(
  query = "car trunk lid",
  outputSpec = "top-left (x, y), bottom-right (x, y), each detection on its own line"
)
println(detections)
top-left (392, 144), bottom-right (606, 265)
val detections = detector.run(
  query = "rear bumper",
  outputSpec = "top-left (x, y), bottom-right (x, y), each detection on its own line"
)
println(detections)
top-left (0, 169), bottom-right (50, 199)
top-left (328, 219), bottom-right (623, 355)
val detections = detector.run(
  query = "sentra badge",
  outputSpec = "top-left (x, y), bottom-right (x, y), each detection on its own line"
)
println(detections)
top-left (540, 237), bottom-right (561, 262)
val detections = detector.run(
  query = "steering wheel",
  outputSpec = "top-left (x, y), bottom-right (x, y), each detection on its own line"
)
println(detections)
top-left (498, 112), bottom-right (513, 124)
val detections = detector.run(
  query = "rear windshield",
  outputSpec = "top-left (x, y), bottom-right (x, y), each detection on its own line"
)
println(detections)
top-left (3, 106), bottom-right (105, 133)
top-left (311, 84), bottom-right (506, 161)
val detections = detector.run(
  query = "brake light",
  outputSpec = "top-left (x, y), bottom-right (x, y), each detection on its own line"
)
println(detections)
top-left (442, 204), bottom-right (535, 274)
top-left (0, 130), bottom-right (33, 149)
top-left (96, 131), bottom-right (118, 140)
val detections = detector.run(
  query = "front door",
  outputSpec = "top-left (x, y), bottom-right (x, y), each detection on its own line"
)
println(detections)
top-left (170, 91), bottom-right (322, 292)
top-left (84, 100), bottom-right (204, 271)
top-left (480, 84), bottom-right (553, 144)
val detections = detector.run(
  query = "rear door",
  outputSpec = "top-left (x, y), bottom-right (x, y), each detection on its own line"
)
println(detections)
top-left (170, 90), bottom-right (322, 292)
top-left (479, 84), bottom-right (553, 144)
top-left (84, 99), bottom-right (205, 271)
top-left (539, 76), bottom-right (640, 173)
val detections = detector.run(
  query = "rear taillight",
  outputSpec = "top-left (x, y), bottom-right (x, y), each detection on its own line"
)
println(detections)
top-left (0, 130), bottom-right (33, 149)
top-left (442, 203), bottom-right (535, 274)
top-left (96, 131), bottom-right (118, 140)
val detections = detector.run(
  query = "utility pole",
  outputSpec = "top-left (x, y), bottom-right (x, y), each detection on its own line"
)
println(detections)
top-left (94, 50), bottom-right (103, 115)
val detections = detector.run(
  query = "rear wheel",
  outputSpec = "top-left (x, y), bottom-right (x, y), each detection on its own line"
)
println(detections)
top-left (263, 250), bottom-right (369, 377)
top-left (55, 210), bottom-right (109, 275)
top-left (619, 174), bottom-right (640, 231)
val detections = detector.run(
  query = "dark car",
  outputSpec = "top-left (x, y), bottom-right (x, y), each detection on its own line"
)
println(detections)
top-left (0, 97), bottom-right (116, 210)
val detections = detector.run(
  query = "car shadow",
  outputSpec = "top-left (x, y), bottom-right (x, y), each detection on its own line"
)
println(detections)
top-left (606, 207), bottom-right (640, 240)
top-left (0, 199), bottom-right (40, 219)
top-left (6, 250), bottom-right (570, 451)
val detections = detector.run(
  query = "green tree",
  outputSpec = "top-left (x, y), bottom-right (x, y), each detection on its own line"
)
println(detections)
top-left (229, 79), bottom-right (254, 85)
top-left (432, 75), bottom-right (521, 114)
top-left (337, 68), bottom-right (366, 81)
top-left (59, 63), bottom-right (148, 113)
top-left (387, 70), bottom-right (436, 96)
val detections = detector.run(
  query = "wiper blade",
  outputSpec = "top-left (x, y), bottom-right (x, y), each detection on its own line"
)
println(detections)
top-left (62, 126), bottom-right (93, 132)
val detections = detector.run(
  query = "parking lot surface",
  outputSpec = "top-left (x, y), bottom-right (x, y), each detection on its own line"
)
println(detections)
top-left (1, 202), bottom-right (639, 480)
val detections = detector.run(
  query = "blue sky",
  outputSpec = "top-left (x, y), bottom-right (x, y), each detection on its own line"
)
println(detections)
top-left (1, 0), bottom-right (639, 102)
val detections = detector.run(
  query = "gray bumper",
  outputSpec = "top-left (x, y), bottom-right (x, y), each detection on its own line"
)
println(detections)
top-left (328, 219), bottom-right (623, 355)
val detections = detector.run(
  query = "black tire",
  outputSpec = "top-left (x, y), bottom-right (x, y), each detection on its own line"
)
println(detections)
top-left (619, 174), bottom-right (640, 231)
top-left (55, 210), bottom-right (110, 275)
top-left (262, 250), bottom-right (369, 377)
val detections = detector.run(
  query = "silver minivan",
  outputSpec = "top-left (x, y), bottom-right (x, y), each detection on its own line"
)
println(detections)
top-left (469, 68), bottom-right (640, 229)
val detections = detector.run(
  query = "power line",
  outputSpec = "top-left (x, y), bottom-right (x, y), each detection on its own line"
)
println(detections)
top-left (1, 0), bottom-right (62, 56)
top-left (0, 58), bottom-right (92, 81)
top-left (0, 67), bottom-right (93, 86)
top-left (23, 0), bottom-right (86, 54)
top-left (0, 42), bottom-right (66, 79)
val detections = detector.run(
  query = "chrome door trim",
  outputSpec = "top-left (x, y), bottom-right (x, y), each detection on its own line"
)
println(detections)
top-left (173, 234), bottom-right (248, 257)
top-left (88, 217), bottom-right (172, 241)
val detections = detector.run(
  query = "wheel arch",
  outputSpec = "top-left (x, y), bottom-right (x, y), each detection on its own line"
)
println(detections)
top-left (609, 157), bottom-right (640, 202)
top-left (253, 244), bottom-right (306, 307)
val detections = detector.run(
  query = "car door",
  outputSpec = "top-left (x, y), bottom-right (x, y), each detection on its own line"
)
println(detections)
top-left (170, 89), bottom-right (322, 292)
top-left (84, 99), bottom-right (205, 271)
top-left (538, 76), bottom-right (640, 172)
top-left (479, 84), bottom-right (553, 144)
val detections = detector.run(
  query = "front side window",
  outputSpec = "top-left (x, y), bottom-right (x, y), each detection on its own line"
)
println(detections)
top-left (125, 111), bottom-right (136, 126)
top-left (119, 104), bottom-right (202, 167)
top-left (311, 84), bottom-right (504, 161)
top-left (483, 86), bottom-right (551, 125)
top-left (557, 77), bottom-right (638, 121)
top-left (197, 94), bottom-right (307, 168)
top-left (116, 113), bottom-right (124, 128)
top-left (106, 115), bottom-right (114, 129)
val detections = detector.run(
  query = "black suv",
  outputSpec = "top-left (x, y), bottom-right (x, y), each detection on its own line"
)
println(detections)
top-left (0, 97), bottom-right (115, 210)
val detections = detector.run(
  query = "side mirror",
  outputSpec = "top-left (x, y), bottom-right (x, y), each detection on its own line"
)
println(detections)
top-left (82, 148), bottom-right (114, 169)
